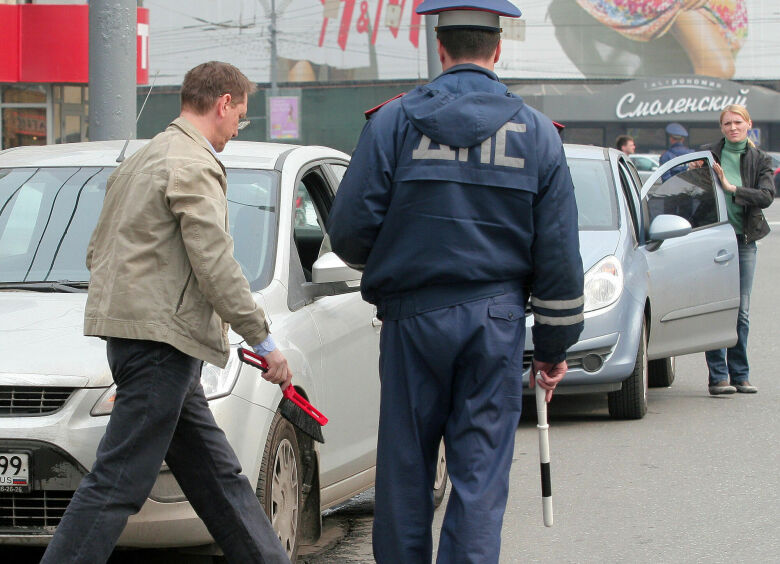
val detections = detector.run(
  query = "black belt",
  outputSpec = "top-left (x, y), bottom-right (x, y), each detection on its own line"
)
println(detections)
top-left (377, 280), bottom-right (526, 321)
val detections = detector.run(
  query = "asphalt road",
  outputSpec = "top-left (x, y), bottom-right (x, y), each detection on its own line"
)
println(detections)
top-left (8, 205), bottom-right (780, 564)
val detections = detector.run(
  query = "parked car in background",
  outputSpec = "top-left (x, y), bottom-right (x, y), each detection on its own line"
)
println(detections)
top-left (766, 151), bottom-right (780, 170)
top-left (629, 153), bottom-right (660, 183)
top-left (0, 140), bottom-right (434, 559)
top-left (766, 151), bottom-right (780, 196)
top-left (523, 145), bottom-right (740, 419)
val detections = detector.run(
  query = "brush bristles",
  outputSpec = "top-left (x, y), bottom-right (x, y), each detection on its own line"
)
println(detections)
top-left (279, 397), bottom-right (325, 443)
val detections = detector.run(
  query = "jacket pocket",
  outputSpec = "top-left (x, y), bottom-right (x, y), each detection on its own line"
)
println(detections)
top-left (488, 303), bottom-right (526, 412)
top-left (488, 304), bottom-right (524, 322)
top-left (173, 270), bottom-right (208, 334)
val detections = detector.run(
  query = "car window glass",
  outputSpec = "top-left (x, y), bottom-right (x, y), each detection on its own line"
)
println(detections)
top-left (327, 163), bottom-right (348, 189)
top-left (0, 166), bottom-right (278, 289)
top-left (293, 170), bottom-right (331, 281)
top-left (568, 158), bottom-right (618, 230)
top-left (0, 167), bottom-right (96, 283)
top-left (645, 159), bottom-right (718, 230)
top-left (226, 169), bottom-right (278, 290)
top-left (631, 156), bottom-right (658, 172)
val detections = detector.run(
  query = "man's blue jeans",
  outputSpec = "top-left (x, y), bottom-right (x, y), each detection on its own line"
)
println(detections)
top-left (40, 338), bottom-right (289, 564)
top-left (706, 240), bottom-right (757, 385)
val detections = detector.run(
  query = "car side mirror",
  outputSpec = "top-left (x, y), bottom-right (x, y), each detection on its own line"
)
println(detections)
top-left (648, 214), bottom-right (692, 241)
top-left (312, 252), bottom-right (362, 284)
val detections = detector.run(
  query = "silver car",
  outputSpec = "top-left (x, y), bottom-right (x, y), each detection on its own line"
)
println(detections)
top-left (629, 153), bottom-right (660, 183)
top-left (0, 140), bottom-right (391, 559)
top-left (523, 145), bottom-right (740, 419)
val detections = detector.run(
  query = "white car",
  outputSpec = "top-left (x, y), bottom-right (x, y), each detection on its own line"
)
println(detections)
top-left (628, 153), bottom-right (660, 183)
top-left (0, 140), bottom-right (394, 559)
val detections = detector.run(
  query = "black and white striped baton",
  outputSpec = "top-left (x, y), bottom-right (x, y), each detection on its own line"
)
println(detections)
top-left (535, 372), bottom-right (554, 527)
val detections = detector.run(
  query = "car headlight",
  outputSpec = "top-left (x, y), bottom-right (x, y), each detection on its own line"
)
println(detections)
top-left (583, 255), bottom-right (623, 313)
top-left (91, 384), bottom-right (117, 416)
top-left (200, 353), bottom-right (240, 400)
top-left (91, 352), bottom-right (241, 415)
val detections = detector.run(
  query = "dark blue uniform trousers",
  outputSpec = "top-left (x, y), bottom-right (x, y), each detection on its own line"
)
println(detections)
top-left (41, 338), bottom-right (289, 564)
top-left (373, 289), bottom-right (525, 564)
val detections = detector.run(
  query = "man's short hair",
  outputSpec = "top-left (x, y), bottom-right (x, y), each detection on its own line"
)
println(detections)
top-left (437, 29), bottom-right (500, 61)
top-left (616, 135), bottom-right (633, 150)
top-left (181, 61), bottom-right (257, 115)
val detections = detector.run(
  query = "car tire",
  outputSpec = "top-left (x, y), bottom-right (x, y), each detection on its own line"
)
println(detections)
top-left (608, 320), bottom-right (648, 420)
top-left (648, 357), bottom-right (675, 388)
top-left (257, 412), bottom-right (302, 561)
top-left (433, 440), bottom-right (448, 509)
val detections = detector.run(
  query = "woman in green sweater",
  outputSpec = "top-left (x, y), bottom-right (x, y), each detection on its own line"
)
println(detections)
top-left (704, 104), bottom-right (774, 395)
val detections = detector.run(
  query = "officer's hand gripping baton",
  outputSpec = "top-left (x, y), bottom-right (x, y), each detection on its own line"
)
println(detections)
top-left (535, 371), bottom-right (554, 527)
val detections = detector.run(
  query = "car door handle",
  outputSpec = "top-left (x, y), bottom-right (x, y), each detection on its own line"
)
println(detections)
top-left (714, 250), bottom-right (734, 263)
top-left (372, 317), bottom-right (383, 327)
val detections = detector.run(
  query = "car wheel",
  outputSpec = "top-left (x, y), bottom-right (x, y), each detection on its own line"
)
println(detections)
top-left (433, 439), bottom-right (448, 508)
top-left (608, 319), bottom-right (648, 420)
top-left (648, 357), bottom-right (675, 388)
top-left (257, 412), bottom-right (302, 561)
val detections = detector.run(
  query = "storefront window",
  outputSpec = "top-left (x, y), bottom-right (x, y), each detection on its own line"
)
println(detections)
top-left (1, 85), bottom-right (49, 150)
top-left (2, 108), bottom-right (47, 148)
top-left (52, 85), bottom-right (88, 144)
top-left (627, 127), bottom-right (667, 153)
top-left (2, 85), bottom-right (46, 105)
top-left (564, 127), bottom-right (604, 147)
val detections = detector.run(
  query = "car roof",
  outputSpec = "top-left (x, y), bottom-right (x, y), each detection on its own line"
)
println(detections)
top-left (563, 144), bottom-right (612, 161)
top-left (0, 140), bottom-right (311, 170)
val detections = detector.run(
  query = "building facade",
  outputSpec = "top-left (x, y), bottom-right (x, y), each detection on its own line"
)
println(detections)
top-left (0, 1), bottom-right (148, 150)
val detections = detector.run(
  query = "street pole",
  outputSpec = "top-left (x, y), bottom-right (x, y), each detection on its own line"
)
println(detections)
top-left (425, 15), bottom-right (441, 79)
top-left (89, 0), bottom-right (136, 141)
top-left (270, 0), bottom-right (279, 96)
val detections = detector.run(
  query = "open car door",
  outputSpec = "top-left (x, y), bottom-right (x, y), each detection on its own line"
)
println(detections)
top-left (640, 151), bottom-right (740, 360)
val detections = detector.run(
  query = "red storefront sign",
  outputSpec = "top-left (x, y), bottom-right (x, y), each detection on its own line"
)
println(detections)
top-left (0, 5), bottom-right (149, 85)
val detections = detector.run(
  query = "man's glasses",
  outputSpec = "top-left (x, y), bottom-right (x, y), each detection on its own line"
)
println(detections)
top-left (238, 119), bottom-right (251, 131)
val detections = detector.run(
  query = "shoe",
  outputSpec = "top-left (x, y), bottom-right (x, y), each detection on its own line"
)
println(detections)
top-left (708, 381), bottom-right (736, 395)
top-left (732, 381), bottom-right (757, 393)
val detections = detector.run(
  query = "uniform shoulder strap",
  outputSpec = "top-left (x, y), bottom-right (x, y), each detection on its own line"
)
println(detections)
top-left (364, 93), bottom-right (405, 120)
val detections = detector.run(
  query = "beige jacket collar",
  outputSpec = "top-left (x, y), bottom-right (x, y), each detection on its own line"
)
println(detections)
top-left (169, 116), bottom-right (226, 175)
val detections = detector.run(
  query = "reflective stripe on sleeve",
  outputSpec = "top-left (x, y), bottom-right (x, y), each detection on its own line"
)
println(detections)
top-left (531, 295), bottom-right (584, 310)
top-left (533, 312), bottom-right (584, 326)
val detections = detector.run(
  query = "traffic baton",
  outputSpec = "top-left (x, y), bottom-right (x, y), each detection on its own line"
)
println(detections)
top-left (535, 371), bottom-right (554, 527)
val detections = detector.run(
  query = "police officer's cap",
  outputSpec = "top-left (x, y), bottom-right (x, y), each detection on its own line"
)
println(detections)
top-left (665, 122), bottom-right (689, 137)
top-left (416, 0), bottom-right (522, 32)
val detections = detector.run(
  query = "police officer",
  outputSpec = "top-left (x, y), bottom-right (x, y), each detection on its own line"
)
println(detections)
top-left (327, 1), bottom-right (584, 562)
top-left (660, 122), bottom-right (695, 181)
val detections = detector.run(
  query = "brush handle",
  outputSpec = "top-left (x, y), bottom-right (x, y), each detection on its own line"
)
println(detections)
top-left (283, 386), bottom-right (329, 425)
top-left (237, 347), bottom-right (269, 371)
top-left (238, 348), bottom-right (329, 426)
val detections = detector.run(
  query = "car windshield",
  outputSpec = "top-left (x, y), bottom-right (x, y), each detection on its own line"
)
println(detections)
top-left (0, 167), bottom-right (279, 290)
top-left (568, 158), bottom-right (618, 230)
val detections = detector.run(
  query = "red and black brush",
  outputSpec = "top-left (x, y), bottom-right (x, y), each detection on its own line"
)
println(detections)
top-left (237, 348), bottom-right (328, 443)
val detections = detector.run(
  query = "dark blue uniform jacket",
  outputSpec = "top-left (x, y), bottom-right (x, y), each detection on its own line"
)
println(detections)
top-left (660, 141), bottom-right (695, 181)
top-left (327, 65), bottom-right (584, 362)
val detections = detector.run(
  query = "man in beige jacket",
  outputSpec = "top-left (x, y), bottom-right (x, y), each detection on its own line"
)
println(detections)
top-left (41, 62), bottom-right (291, 564)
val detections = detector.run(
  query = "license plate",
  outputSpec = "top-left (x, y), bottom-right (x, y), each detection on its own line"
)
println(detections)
top-left (0, 453), bottom-right (30, 493)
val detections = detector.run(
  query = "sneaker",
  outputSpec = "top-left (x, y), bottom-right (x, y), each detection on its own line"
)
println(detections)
top-left (732, 381), bottom-right (757, 393)
top-left (708, 381), bottom-right (737, 395)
